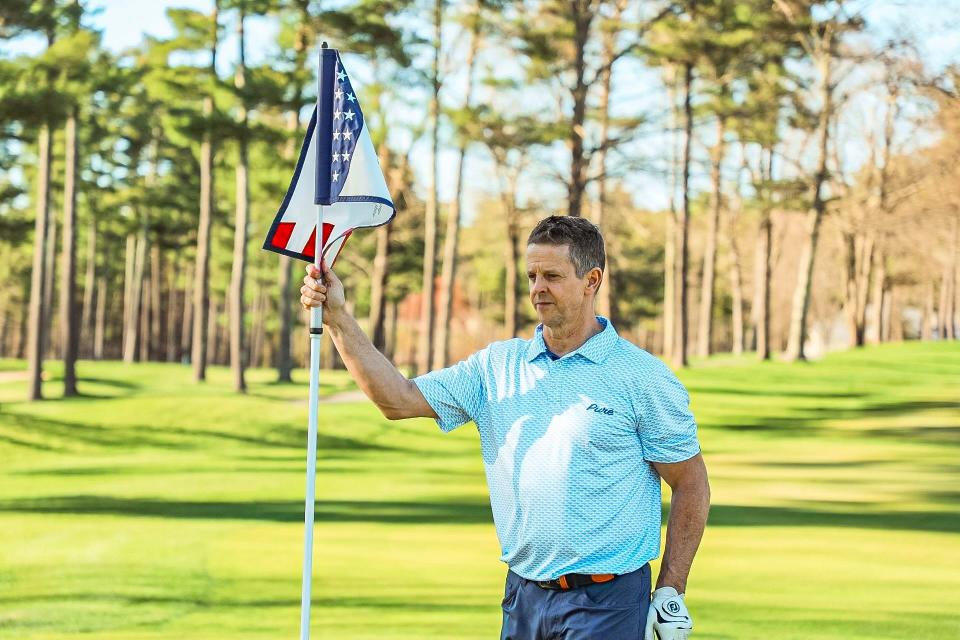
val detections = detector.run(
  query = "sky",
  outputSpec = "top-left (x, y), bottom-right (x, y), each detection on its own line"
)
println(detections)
top-left (4, 0), bottom-right (960, 222)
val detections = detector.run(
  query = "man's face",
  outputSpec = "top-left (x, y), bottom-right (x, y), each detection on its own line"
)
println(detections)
top-left (526, 243), bottom-right (594, 328)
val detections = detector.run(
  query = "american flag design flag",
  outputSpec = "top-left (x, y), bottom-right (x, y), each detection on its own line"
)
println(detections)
top-left (263, 48), bottom-right (395, 265)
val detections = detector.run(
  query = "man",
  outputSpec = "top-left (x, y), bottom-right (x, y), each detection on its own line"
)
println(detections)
top-left (300, 215), bottom-right (710, 639)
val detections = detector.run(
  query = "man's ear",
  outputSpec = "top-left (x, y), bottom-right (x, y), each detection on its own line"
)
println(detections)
top-left (586, 267), bottom-right (603, 293)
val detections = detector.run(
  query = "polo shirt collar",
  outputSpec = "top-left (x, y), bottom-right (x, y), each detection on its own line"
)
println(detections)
top-left (525, 316), bottom-right (618, 364)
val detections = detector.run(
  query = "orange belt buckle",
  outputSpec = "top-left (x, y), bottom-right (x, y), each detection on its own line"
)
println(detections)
top-left (591, 574), bottom-right (615, 583)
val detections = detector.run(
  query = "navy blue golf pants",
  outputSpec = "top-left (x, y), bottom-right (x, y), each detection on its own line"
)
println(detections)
top-left (500, 563), bottom-right (651, 640)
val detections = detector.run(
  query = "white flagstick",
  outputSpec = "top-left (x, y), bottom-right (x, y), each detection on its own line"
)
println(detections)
top-left (300, 205), bottom-right (324, 640)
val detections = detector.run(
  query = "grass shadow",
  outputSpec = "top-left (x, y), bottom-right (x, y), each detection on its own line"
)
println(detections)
top-left (0, 495), bottom-right (494, 525)
top-left (0, 412), bottom-right (401, 453)
top-left (706, 503), bottom-right (960, 534)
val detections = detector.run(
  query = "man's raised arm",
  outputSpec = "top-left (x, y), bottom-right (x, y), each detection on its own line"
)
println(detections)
top-left (300, 262), bottom-right (436, 421)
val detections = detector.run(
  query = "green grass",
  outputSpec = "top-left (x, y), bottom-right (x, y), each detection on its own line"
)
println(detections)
top-left (1, 341), bottom-right (959, 639)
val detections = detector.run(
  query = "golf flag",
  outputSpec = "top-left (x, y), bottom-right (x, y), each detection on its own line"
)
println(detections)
top-left (262, 47), bottom-right (395, 265)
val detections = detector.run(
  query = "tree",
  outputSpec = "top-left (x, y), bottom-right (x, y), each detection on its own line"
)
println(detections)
top-left (55, 4), bottom-right (95, 395)
top-left (590, 0), bottom-right (627, 320)
top-left (646, 3), bottom-right (705, 367)
top-left (514, 0), bottom-right (670, 219)
top-left (224, 0), bottom-right (269, 393)
top-left (190, 1), bottom-right (220, 381)
top-left (416, 0), bottom-right (442, 375)
top-left (474, 111), bottom-right (556, 337)
top-left (18, 1), bottom-right (61, 400)
top-left (434, 0), bottom-right (484, 369)
top-left (778, 0), bottom-right (862, 361)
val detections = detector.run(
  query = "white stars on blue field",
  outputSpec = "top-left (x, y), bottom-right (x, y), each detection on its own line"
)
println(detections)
top-left (329, 60), bottom-right (363, 188)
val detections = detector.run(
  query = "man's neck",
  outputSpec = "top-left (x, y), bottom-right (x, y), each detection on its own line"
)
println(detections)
top-left (542, 313), bottom-right (603, 357)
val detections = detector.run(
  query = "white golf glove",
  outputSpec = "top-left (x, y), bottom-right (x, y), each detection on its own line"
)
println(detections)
top-left (644, 586), bottom-right (693, 640)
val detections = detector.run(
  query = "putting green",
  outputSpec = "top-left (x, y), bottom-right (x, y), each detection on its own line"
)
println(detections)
top-left (0, 341), bottom-right (958, 638)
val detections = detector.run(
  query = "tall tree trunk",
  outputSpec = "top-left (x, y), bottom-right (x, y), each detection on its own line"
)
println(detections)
top-left (786, 47), bottom-right (832, 362)
top-left (505, 216), bottom-right (520, 339)
top-left (884, 287), bottom-right (897, 342)
top-left (753, 205), bottom-right (772, 360)
top-left (207, 298), bottom-right (218, 366)
top-left (697, 116), bottom-right (725, 358)
top-left (938, 264), bottom-right (950, 339)
top-left (434, 4), bottom-right (481, 369)
top-left (61, 106), bottom-right (80, 395)
top-left (150, 244), bottom-right (162, 359)
top-left (166, 255), bottom-right (180, 362)
top-left (369, 223), bottom-right (392, 351)
top-left (673, 63), bottom-right (693, 368)
top-left (277, 255), bottom-right (293, 380)
top-left (0, 309), bottom-right (8, 357)
top-left (842, 233), bottom-right (858, 345)
top-left (866, 252), bottom-right (886, 344)
top-left (192, 0), bottom-right (219, 381)
top-left (663, 208), bottom-right (676, 359)
top-left (123, 234), bottom-right (134, 353)
top-left (43, 205), bottom-right (57, 359)
top-left (93, 274), bottom-right (107, 360)
top-left (250, 284), bottom-right (265, 369)
top-left (369, 144), bottom-right (399, 354)
top-left (592, 1), bottom-right (622, 320)
top-left (566, 0), bottom-right (594, 218)
top-left (921, 282), bottom-right (934, 341)
top-left (27, 121), bottom-right (52, 400)
top-left (230, 7), bottom-right (249, 393)
top-left (139, 263), bottom-right (150, 362)
top-left (181, 260), bottom-right (194, 362)
top-left (948, 214), bottom-right (960, 340)
top-left (662, 74), bottom-right (678, 361)
top-left (276, 106), bottom-right (300, 382)
top-left (845, 232), bottom-right (874, 347)
top-left (385, 299), bottom-right (397, 361)
top-left (277, 6), bottom-right (311, 381)
top-left (416, 0), bottom-right (442, 375)
top-left (124, 228), bottom-right (147, 363)
top-left (728, 210), bottom-right (745, 356)
top-left (80, 212), bottom-right (96, 358)
top-left (18, 279), bottom-right (29, 359)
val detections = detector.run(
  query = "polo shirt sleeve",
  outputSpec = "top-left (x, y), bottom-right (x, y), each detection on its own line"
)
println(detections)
top-left (636, 358), bottom-right (701, 463)
top-left (413, 348), bottom-right (488, 432)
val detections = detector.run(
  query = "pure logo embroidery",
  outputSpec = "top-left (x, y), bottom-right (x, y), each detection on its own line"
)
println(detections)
top-left (586, 403), bottom-right (614, 415)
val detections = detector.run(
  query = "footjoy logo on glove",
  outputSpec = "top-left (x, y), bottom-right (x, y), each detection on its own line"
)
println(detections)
top-left (667, 601), bottom-right (681, 614)
top-left (586, 403), bottom-right (614, 415)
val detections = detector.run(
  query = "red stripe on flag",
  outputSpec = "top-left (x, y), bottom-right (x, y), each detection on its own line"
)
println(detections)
top-left (301, 222), bottom-right (337, 259)
top-left (270, 222), bottom-right (295, 250)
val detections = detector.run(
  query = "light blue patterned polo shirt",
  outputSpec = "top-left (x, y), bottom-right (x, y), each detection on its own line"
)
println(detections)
top-left (413, 317), bottom-right (700, 581)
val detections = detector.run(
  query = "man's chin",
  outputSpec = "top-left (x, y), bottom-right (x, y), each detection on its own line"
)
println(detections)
top-left (537, 313), bottom-right (559, 328)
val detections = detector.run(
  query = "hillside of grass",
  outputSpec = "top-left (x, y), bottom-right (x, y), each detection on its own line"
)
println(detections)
top-left (1, 341), bottom-right (958, 639)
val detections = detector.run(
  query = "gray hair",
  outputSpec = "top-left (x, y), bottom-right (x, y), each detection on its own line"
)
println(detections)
top-left (527, 215), bottom-right (605, 278)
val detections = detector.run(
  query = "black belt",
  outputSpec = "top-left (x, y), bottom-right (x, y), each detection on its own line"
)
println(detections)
top-left (535, 573), bottom-right (616, 591)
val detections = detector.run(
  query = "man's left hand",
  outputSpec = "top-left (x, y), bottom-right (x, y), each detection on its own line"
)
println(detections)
top-left (644, 586), bottom-right (693, 640)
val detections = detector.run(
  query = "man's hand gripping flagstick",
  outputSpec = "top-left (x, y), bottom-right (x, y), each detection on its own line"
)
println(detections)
top-left (645, 586), bottom-right (694, 640)
top-left (300, 260), bottom-right (343, 316)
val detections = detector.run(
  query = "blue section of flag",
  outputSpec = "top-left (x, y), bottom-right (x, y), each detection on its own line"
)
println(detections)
top-left (316, 50), bottom-right (366, 205)
top-left (314, 48), bottom-right (337, 206)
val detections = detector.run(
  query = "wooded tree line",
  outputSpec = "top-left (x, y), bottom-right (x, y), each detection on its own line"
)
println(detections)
top-left (1, 0), bottom-right (957, 401)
